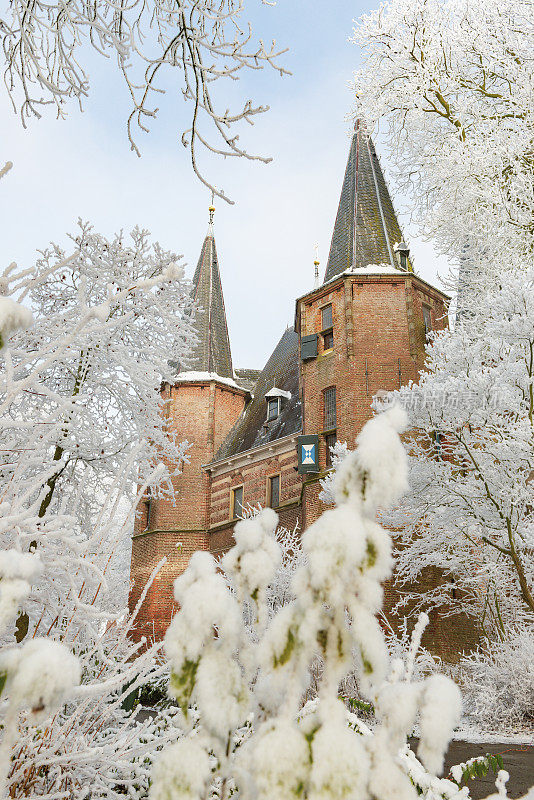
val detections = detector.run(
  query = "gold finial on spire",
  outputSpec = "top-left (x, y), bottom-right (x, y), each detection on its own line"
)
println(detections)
top-left (313, 243), bottom-right (320, 289)
top-left (207, 191), bottom-right (216, 234)
top-left (209, 190), bottom-right (215, 224)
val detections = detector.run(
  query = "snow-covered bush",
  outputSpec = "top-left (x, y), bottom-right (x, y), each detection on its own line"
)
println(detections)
top-left (152, 406), bottom-right (501, 800)
top-left (0, 218), bottom-right (195, 796)
top-left (0, 548), bottom-right (81, 791)
top-left (456, 625), bottom-right (534, 733)
top-left (381, 615), bottom-right (441, 685)
top-left (0, 297), bottom-right (33, 352)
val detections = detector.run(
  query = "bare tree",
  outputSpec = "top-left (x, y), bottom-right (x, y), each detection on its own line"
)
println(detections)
top-left (0, 0), bottom-right (288, 200)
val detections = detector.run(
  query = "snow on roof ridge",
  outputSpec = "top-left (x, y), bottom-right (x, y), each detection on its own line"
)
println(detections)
top-left (175, 371), bottom-right (247, 391)
top-left (350, 263), bottom-right (406, 274)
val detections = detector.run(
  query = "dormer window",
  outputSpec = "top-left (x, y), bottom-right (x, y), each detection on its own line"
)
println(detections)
top-left (394, 241), bottom-right (410, 271)
top-left (265, 387), bottom-right (291, 422)
top-left (267, 397), bottom-right (280, 421)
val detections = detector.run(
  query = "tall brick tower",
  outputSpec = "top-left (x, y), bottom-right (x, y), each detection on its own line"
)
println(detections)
top-left (129, 206), bottom-right (249, 641)
top-left (295, 122), bottom-right (449, 529)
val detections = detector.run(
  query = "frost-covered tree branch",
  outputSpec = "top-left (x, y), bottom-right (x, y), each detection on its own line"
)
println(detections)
top-left (351, 0), bottom-right (534, 288)
top-left (0, 213), bottom-right (195, 795)
top-left (0, 0), bottom-right (288, 201)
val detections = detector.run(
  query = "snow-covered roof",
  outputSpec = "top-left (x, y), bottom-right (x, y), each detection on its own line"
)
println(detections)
top-left (323, 263), bottom-right (407, 286)
top-left (265, 386), bottom-right (292, 400)
top-left (174, 371), bottom-right (248, 392)
top-left (214, 328), bottom-right (301, 461)
top-left (348, 264), bottom-right (407, 276)
top-left (324, 128), bottom-right (411, 280)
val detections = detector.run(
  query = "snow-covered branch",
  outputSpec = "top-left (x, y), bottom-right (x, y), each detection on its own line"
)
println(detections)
top-left (0, 218), bottom-right (194, 796)
top-left (0, 1), bottom-right (289, 201)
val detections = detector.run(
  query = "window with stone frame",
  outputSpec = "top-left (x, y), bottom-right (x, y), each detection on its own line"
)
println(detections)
top-left (423, 304), bottom-right (432, 337)
top-left (268, 474), bottom-right (280, 508)
top-left (323, 386), bottom-right (337, 431)
top-left (321, 304), bottom-right (334, 350)
top-left (231, 485), bottom-right (244, 519)
top-left (325, 432), bottom-right (337, 469)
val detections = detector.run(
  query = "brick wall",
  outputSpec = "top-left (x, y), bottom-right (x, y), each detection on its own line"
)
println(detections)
top-left (209, 449), bottom-right (301, 526)
top-left (209, 447), bottom-right (302, 556)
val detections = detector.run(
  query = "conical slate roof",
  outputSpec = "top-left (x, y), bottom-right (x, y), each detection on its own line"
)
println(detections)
top-left (187, 215), bottom-right (234, 379)
top-left (324, 123), bottom-right (410, 283)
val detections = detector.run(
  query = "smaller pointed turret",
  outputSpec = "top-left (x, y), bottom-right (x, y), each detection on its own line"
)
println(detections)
top-left (188, 204), bottom-right (234, 379)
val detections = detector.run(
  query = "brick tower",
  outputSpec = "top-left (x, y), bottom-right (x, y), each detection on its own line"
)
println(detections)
top-left (295, 122), bottom-right (448, 530)
top-left (129, 207), bottom-right (249, 641)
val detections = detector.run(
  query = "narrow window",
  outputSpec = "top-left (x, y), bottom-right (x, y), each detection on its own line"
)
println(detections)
top-left (323, 386), bottom-right (337, 431)
top-left (269, 475), bottom-right (280, 508)
top-left (267, 397), bottom-right (280, 421)
top-left (231, 486), bottom-right (244, 519)
top-left (143, 490), bottom-right (152, 531)
top-left (423, 305), bottom-right (432, 336)
top-left (321, 304), bottom-right (334, 350)
top-left (434, 431), bottom-right (443, 461)
top-left (325, 432), bottom-right (337, 469)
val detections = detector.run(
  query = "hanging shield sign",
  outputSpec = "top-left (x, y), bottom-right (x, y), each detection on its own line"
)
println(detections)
top-left (297, 434), bottom-right (320, 474)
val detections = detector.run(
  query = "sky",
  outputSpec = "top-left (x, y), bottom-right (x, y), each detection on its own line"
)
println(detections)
top-left (0, 0), bottom-right (450, 370)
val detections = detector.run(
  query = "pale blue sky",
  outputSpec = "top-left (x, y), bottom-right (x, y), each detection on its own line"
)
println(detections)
top-left (0, 0), bottom-right (449, 369)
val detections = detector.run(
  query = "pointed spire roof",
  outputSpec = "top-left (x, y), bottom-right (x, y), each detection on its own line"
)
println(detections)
top-left (324, 122), bottom-right (411, 283)
top-left (187, 206), bottom-right (234, 379)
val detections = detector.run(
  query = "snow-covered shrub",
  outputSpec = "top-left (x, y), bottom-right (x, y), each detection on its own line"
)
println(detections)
top-left (0, 547), bottom-right (81, 789)
top-left (381, 614), bottom-right (441, 684)
top-left (0, 297), bottom-right (33, 351)
top-left (152, 406), bottom-right (496, 800)
top-left (456, 625), bottom-right (534, 733)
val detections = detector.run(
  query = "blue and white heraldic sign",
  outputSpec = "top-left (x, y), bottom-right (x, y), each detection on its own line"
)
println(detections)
top-left (297, 435), bottom-right (320, 474)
